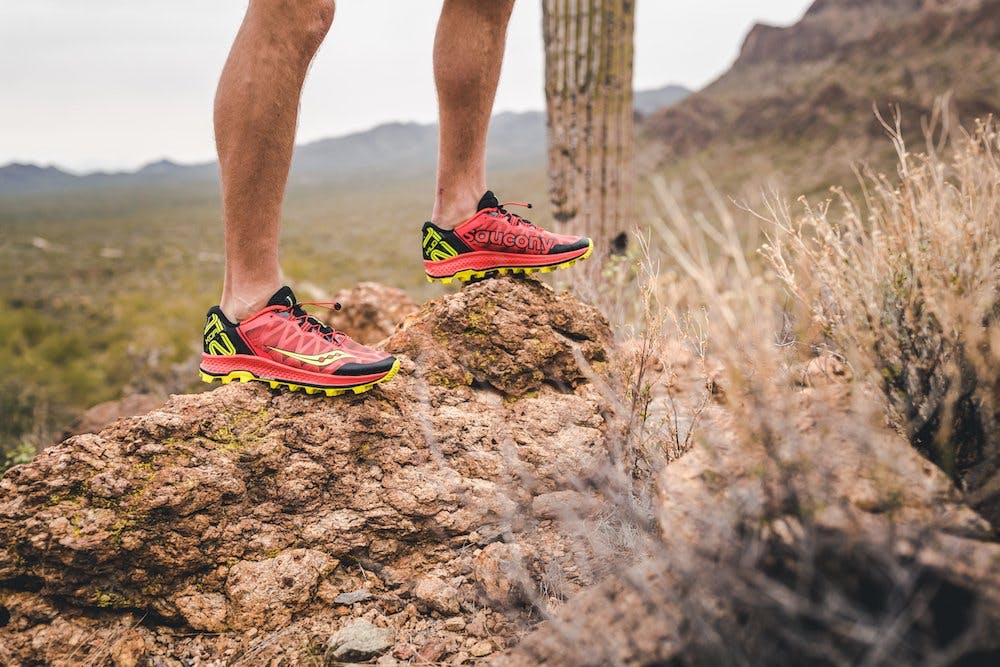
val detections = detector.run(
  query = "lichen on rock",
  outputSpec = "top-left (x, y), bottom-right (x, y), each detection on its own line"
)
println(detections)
top-left (388, 276), bottom-right (611, 396)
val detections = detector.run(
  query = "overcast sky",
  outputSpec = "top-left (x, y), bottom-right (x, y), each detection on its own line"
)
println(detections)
top-left (1, 0), bottom-right (812, 172)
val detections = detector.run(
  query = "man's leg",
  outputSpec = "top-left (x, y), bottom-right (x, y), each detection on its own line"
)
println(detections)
top-left (215, 0), bottom-right (335, 322)
top-left (431, 0), bottom-right (516, 229)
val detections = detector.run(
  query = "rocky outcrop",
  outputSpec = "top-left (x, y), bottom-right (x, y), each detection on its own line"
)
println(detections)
top-left (737, 21), bottom-right (838, 66)
top-left (738, 0), bottom-right (925, 66)
top-left (0, 276), bottom-right (614, 665)
top-left (388, 277), bottom-right (609, 397)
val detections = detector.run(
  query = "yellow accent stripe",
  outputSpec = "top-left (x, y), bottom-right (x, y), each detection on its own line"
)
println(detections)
top-left (426, 240), bottom-right (593, 284)
top-left (266, 346), bottom-right (353, 367)
top-left (199, 359), bottom-right (400, 397)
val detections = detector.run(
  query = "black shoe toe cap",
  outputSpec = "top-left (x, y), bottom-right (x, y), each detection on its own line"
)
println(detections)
top-left (551, 237), bottom-right (592, 254)
top-left (334, 356), bottom-right (397, 377)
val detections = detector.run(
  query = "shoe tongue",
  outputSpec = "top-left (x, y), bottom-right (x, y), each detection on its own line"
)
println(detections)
top-left (266, 286), bottom-right (298, 309)
top-left (266, 285), bottom-right (335, 338)
top-left (477, 190), bottom-right (500, 211)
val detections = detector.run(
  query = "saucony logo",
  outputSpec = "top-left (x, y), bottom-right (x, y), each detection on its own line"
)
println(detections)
top-left (465, 230), bottom-right (556, 253)
top-left (267, 347), bottom-right (353, 367)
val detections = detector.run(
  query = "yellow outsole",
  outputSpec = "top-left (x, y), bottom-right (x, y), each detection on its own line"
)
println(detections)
top-left (425, 241), bottom-right (594, 285)
top-left (199, 358), bottom-right (401, 397)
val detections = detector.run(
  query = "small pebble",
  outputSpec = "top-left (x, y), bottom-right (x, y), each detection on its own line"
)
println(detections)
top-left (442, 616), bottom-right (466, 632)
top-left (470, 640), bottom-right (493, 657)
top-left (334, 589), bottom-right (372, 605)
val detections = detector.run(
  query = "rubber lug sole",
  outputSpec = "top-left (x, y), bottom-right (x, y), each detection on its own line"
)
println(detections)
top-left (426, 241), bottom-right (594, 284)
top-left (199, 358), bottom-right (401, 397)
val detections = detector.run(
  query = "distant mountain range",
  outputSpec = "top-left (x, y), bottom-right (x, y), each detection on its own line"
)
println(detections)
top-left (633, 84), bottom-right (691, 115)
top-left (643, 0), bottom-right (1000, 194)
top-left (0, 84), bottom-right (689, 196)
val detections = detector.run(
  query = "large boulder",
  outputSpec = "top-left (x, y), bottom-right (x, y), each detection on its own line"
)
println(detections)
top-left (0, 276), bottom-right (613, 665)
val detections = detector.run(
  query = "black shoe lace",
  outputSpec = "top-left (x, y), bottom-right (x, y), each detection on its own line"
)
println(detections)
top-left (494, 200), bottom-right (537, 229)
top-left (279, 301), bottom-right (346, 344)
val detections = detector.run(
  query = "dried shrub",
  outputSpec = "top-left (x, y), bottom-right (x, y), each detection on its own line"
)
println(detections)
top-left (511, 115), bottom-right (1000, 666)
top-left (762, 115), bottom-right (1000, 522)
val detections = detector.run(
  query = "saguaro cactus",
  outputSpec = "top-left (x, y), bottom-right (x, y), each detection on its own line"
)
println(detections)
top-left (542, 0), bottom-right (636, 247)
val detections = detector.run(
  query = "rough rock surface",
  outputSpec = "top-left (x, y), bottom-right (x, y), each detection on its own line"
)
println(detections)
top-left (474, 543), bottom-right (528, 608)
top-left (0, 276), bottom-right (614, 665)
top-left (326, 281), bottom-right (418, 344)
top-left (389, 277), bottom-right (609, 397)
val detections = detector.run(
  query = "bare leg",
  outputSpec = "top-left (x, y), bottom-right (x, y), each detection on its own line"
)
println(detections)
top-left (215, 0), bottom-right (335, 321)
top-left (432, 0), bottom-right (516, 229)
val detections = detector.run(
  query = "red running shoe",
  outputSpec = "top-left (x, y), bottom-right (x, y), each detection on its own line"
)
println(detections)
top-left (199, 286), bottom-right (400, 396)
top-left (422, 191), bottom-right (593, 283)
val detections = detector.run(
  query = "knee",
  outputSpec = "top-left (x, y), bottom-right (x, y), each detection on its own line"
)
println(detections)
top-left (261, 0), bottom-right (335, 56)
top-left (295, 0), bottom-right (335, 53)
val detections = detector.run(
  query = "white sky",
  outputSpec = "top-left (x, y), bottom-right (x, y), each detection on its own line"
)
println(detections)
top-left (0, 0), bottom-right (812, 172)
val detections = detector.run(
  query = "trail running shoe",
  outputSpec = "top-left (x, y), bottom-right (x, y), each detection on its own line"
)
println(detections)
top-left (199, 286), bottom-right (400, 396)
top-left (422, 191), bottom-right (593, 284)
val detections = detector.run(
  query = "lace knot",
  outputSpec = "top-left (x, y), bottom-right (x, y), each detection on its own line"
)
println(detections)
top-left (496, 200), bottom-right (536, 228)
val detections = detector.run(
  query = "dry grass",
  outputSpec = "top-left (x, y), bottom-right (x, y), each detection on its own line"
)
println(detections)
top-left (516, 113), bottom-right (1000, 664)
top-left (648, 115), bottom-right (1000, 661)
top-left (761, 113), bottom-right (1000, 522)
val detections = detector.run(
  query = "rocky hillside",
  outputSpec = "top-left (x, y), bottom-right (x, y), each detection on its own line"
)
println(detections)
top-left (645, 0), bottom-right (1000, 196)
top-left (2, 277), bottom-right (999, 665)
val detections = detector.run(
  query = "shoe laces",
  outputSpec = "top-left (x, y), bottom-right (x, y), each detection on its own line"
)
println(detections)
top-left (493, 201), bottom-right (537, 229)
top-left (277, 301), bottom-right (346, 344)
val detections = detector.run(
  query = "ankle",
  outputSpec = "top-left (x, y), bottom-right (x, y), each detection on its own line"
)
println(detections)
top-left (432, 184), bottom-right (485, 230)
top-left (220, 282), bottom-right (280, 322)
